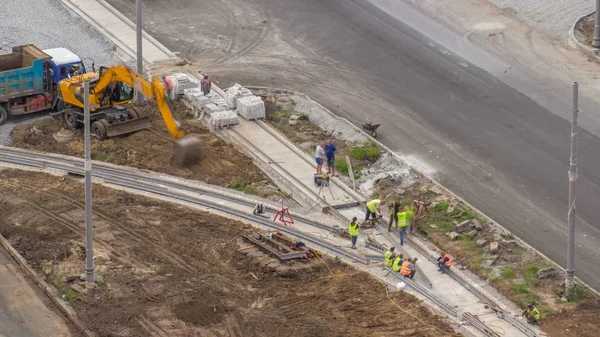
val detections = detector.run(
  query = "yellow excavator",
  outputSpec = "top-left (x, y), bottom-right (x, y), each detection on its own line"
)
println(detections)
top-left (55, 65), bottom-right (201, 165)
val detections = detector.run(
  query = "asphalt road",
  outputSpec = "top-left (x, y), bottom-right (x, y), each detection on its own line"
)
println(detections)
top-left (107, 0), bottom-right (600, 289)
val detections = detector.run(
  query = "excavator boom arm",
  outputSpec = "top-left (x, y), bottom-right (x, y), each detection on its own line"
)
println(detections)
top-left (93, 65), bottom-right (184, 139)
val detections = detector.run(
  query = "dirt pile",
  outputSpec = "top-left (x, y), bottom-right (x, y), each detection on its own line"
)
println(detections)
top-left (0, 169), bottom-right (456, 337)
top-left (9, 102), bottom-right (267, 188)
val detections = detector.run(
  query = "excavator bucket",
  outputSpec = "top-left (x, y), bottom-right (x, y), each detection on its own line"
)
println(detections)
top-left (172, 136), bottom-right (202, 166)
top-left (105, 115), bottom-right (152, 138)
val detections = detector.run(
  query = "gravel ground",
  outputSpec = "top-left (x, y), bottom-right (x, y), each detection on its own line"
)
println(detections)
top-left (488, 0), bottom-right (593, 42)
top-left (0, 0), bottom-right (121, 145)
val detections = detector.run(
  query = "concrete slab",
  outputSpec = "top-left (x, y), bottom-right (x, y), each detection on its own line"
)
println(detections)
top-left (0, 247), bottom-right (74, 336)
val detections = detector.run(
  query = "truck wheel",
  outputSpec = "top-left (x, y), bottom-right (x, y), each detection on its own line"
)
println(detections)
top-left (0, 106), bottom-right (8, 126)
top-left (64, 109), bottom-right (82, 129)
top-left (127, 106), bottom-right (142, 119)
top-left (91, 120), bottom-right (108, 140)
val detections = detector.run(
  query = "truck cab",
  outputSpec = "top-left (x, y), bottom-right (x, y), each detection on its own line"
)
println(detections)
top-left (42, 48), bottom-right (86, 83)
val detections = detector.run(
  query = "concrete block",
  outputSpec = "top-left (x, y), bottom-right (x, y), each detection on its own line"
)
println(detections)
top-left (493, 233), bottom-right (502, 242)
top-left (168, 73), bottom-right (199, 96)
top-left (193, 96), bottom-right (212, 111)
top-left (79, 273), bottom-right (104, 283)
top-left (183, 88), bottom-right (203, 102)
top-left (490, 242), bottom-right (499, 254)
top-left (204, 103), bottom-right (227, 115)
top-left (208, 110), bottom-right (240, 130)
top-left (237, 95), bottom-right (265, 120)
top-left (537, 267), bottom-right (561, 280)
top-left (476, 239), bottom-right (488, 247)
top-left (65, 273), bottom-right (80, 282)
top-left (226, 83), bottom-right (254, 108)
top-left (502, 240), bottom-right (518, 247)
top-left (70, 283), bottom-right (86, 294)
top-left (465, 230), bottom-right (477, 237)
top-left (447, 231), bottom-right (460, 240)
top-left (472, 219), bottom-right (483, 231)
top-left (454, 220), bottom-right (471, 233)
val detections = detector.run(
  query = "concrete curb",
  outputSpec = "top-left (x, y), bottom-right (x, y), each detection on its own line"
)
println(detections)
top-left (0, 235), bottom-right (97, 337)
top-left (247, 85), bottom-right (600, 297)
top-left (569, 11), bottom-right (600, 62)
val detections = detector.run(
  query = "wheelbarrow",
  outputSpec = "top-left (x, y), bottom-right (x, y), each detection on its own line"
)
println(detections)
top-left (362, 122), bottom-right (381, 138)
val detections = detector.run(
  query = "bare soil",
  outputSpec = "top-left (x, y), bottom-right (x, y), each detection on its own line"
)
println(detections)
top-left (9, 102), bottom-right (269, 190)
top-left (0, 169), bottom-right (457, 337)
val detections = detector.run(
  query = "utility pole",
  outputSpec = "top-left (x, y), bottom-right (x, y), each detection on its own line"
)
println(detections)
top-left (136, 0), bottom-right (144, 103)
top-left (83, 81), bottom-right (96, 288)
top-left (566, 82), bottom-right (579, 295)
top-left (594, 1), bottom-right (600, 48)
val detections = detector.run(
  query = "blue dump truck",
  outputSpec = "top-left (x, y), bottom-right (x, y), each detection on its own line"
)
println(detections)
top-left (0, 44), bottom-right (86, 125)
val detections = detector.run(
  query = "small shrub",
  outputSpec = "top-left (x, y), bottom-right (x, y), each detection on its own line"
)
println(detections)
top-left (509, 283), bottom-right (529, 294)
top-left (91, 152), bottom-right (107, 161)
top-left (52, 276), bottom-right (80, 302)
top-left (349, 141), bottom-right (381, 162)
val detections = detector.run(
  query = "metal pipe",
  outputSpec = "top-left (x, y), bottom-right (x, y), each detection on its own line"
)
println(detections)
top-left (84, 81), bottom-right (95, 286)
top-left (136, 0), bottom-right (144, 103)
top-left (566, 82), bottom-right (579, 294)
top-left (593, 1), bottom-right (600, 48)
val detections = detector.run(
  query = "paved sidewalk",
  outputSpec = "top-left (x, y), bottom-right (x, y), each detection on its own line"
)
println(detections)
top-left (0, 248), bottom-right (73, 337)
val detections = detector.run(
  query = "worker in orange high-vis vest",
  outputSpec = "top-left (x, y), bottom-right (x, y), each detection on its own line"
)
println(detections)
top-left (400, 257), bottom-right (417, 279)
top-left (201, 72), bottom-right (212, 95)
top-left (437, 252), bottom-right (452, 273)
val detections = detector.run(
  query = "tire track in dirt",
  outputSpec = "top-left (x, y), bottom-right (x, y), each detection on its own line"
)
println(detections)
top-left (35, 187), bottom-right (198, 274)
top-left (1, 180), bottom-right (197, 274)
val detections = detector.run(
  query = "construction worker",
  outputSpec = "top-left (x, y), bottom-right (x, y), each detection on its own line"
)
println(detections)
top-left (162, 75), bottom-right (174, 101)
top-left (388, 199), bottom-right (401, 231)
top-left (392, 253), bottom-right (405, 272)
top-left (400, 257), bottom-right (417, 279)
top-left (324, 139), bottom-right (337, 176)
top-left (366, 198), bottom-right (385, 221)
top-left (201, 72), bottom-right (211, 95)
top-left (315, 142), bottom-right (326, 174)
top-left (396, 205), bottom-right (414, 246)
top-left (348, 217), bottom-right (360, 249)
top-left (383, 247), bottom-right (396, 267)
top-left (437, 252), bottom-right (452, 273)
top-left (522, 304), bottom-right (540, 323)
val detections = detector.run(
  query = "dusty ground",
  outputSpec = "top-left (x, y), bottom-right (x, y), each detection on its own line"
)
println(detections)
top-left (9, 102), bottom-right (277, 194)
top-left (0, 168), bottom-right (457, 337)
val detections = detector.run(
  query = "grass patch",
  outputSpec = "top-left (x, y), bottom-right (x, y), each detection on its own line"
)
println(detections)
top-left (435, 201), bottom-right (449, 213)
top-left (91, 152), bottom-right (107, 161)
top-left (500, 267), bottom-right (516, 279)
top-left (567, 284), bottom-right (590, 302)
top-left (348, 141), bottom-right (381, 162)
top-left (51, 276), bottom-right (80, 302)
top-left (335, 157), bottom-right (349, 175)
top-left (230, 180), bottom-right (257, 195)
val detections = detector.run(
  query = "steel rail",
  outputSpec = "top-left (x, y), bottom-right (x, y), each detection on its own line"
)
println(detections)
top-left (0, 148), bottom-right (535, 336)
top-left (0, 149), bottom-right (367, 264)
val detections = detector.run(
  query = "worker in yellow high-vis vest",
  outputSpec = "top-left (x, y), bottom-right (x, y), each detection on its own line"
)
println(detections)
top-left (392, 253), bottom-right (405, 272)
top-left (396, 205), bottom-right (414, 246)
top-left (348, 217), bottom-right (360, 249)
top-left (383, 247), bottom-right (396, 267)
top-left (365, 198), bottom-right (385, 221)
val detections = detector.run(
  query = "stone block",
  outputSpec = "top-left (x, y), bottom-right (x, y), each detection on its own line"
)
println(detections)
top-left (454, 220), bottom-right (471, 233)
top-left (183, 88), bottom-right (203, 103)
top-left (472, 219), bottom-right (483, 231)
top-left (237, 95), bottom-right (265, 120)
top-left (208, 110), bottom-right (240, 130)
top-left (493, 233), bottom-right (502, 242)
top-left (537, 267), bottom-right (561, 280)
top-left (465, 230), bottom-right (477, 237)
top-left (502, 240), bottom-right (518, 247)
top-left (193, 96), bottom-right (212, 111)
top-left (447, 231), bottom-right (460, 240)
top-left (204, 103), bottom-right (227, 115)
top-left (226, 83), bottom-right (253, 108)
top-left (70, 283), bottom-right (86, 294)
top-left (490, 242), bottom-right (499, 254)
top-left (65, 273), bottom-right (80, 282)
top-left (476, 239), bottom-right (488, 247)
